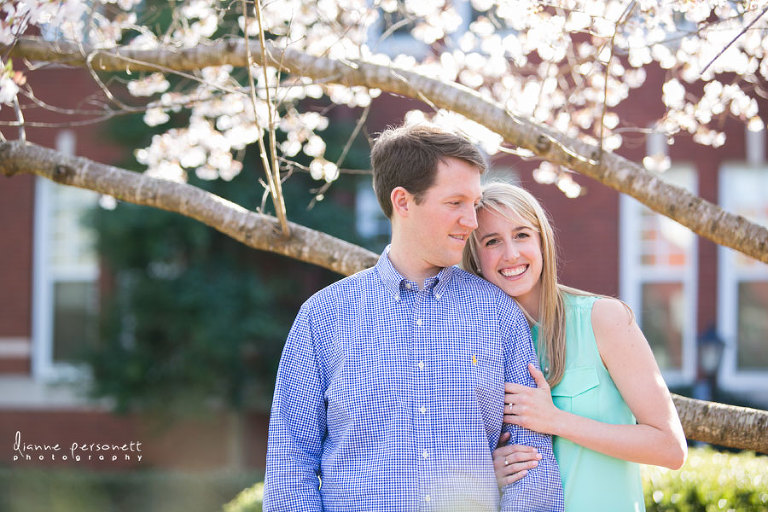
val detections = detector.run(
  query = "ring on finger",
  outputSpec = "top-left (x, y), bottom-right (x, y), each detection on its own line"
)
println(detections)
top-left (504, 456), bottom-right (509, 466)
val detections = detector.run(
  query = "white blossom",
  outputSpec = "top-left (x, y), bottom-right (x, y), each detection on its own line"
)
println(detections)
top-left (556, 173), bottom-right (583, 199)
top-left (143, 107), bottom-right (169, 127)
top-left (0, 74), bottom-right (19, 105)
top-left (662, 79), bottom-right (686, 109)
top-left (532, 162), bottom-right (559, 185)
top-left (5, 0), bottom-right (767, 190)
top-left (128, 73), bottom-right (170, 97)
top-left (303, 135), bottom-right (326, 158)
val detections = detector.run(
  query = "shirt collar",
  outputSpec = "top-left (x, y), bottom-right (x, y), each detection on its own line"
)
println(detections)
top-left (375, 246), bottom-right (457, 302)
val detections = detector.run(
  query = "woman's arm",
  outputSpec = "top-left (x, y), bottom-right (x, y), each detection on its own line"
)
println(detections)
top-left (492, 433), bottom-right (542, 486)
top-left (503, 298), bottom-right (687, 470)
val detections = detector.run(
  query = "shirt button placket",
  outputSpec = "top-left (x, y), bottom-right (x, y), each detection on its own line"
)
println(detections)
top-left (414, 292), bottom-right (431, 510)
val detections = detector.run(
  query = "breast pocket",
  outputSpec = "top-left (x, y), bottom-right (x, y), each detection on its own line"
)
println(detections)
top-left (551, 366), bottom-right (600, 416)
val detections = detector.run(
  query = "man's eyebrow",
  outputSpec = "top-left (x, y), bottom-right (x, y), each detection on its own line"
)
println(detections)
top-left (445, 192), bottom-right (478, 200)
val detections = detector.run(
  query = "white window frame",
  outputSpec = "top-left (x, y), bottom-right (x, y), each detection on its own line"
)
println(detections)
top-left (619, 164), bottom-right (699, 387)
top-left (32, 131), bottom-right (99, 382)
top-left (355, 178), bottom-right (390, 240)
top-left (717, 163), bottom-right (768, 393)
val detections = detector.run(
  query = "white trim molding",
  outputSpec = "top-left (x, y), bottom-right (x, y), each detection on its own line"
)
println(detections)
top-left (0, 376), bottom-right (105, 410)
top-left (620, 164), bottom-right (699, 387)
top-left (717, 163), bottom-right (768, 396)
top-left (0, 338), bottom-right (32, 358)
top-left (31, 130), bottom-right (99, 383)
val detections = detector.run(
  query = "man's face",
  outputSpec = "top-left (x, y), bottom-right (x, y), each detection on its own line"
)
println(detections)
top-left (405, 157), bottom-right (482, 274)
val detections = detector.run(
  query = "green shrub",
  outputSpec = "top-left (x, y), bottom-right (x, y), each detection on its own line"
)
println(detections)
top-left (643, 448), bottom-right (768, 511)
top-left (221, 448), bottom-right (768, 512)
top-left (223, 481), bottom-right (263, 512)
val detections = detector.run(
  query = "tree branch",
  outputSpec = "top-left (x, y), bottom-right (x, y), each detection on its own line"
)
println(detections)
top-left (5, 36), bottom-right (767, 263)
top-left (672, 393), bottom-right (768, 454)
top-left (0, 140), bottom-right (377, 275)
top-left (2, 139), bottom-right (767, 453)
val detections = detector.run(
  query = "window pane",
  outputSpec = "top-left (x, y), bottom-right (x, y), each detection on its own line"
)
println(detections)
top-left (641, 282), bottom-right (684, 370)
top-left (52, 281), bottom-right (98, 362)
top-left (639, 210), bottom-right (692, 269)
top-left (636, 167), bottom-right (696, 271)
top-left (737, 281), bottom-right (768, 370)
top-left (49, 185), bottom-right (98, 268)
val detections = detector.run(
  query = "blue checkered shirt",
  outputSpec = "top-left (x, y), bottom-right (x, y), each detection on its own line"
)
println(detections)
top-left (263, 249), bottom-right (564, 511)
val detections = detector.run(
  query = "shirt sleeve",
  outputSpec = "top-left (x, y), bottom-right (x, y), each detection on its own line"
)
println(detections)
top-left (263, 303), bottom-right (327, 512)
top-left (498, 299), bottom-right (565, 512)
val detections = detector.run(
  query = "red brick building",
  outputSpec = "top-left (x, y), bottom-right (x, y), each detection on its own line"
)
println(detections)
top-left (1, 67), bottom-right (269, 471)
top-left (2, 60), bottom-right (767, 472)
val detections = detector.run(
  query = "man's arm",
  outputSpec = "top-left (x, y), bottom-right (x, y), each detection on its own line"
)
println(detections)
top-left (263, 305), bottom-right (326, 512)
top-left (499, 301), bottom-right (564, 512)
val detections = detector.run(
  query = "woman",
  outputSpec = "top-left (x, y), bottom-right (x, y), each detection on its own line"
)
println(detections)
top-left (462, 182), bottom-right (687, 511)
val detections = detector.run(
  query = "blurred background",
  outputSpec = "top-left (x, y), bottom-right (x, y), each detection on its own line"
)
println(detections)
top-left (2, 1), bottom-right (767, 511)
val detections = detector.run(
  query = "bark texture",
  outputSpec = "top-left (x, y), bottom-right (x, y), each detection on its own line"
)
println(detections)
top-left (5, 37), bottom-right (768, 263)
top-left (673, 394), bottom-right (768, 454)
top-left (2, 139), bottom-right (767, 454)
top-left (0, 141), bottom-right (378, 275)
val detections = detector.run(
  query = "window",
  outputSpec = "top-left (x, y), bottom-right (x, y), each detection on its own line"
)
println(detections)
top-left (356, 178), bottom-right (390, 251)
top-left (32, 131), bottom-right (100, 381)
top-left (620, 164), bottom-right (698, 386)
top-left (717, 164), bottom-right (768, 391)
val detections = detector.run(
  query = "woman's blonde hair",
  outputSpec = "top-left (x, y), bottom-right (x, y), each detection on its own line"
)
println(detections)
top-left (462, 181), bottom-right (589, 387)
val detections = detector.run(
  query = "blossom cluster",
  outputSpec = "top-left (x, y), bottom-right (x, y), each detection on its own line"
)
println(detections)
top-left (5, 0), bottom-right (768, 190)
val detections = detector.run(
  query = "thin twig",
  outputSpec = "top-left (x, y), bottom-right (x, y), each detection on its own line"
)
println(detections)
top-left (335, 105), bottom-right (370, 170)
top-left (241, 0), bottom-right (289, 236)
top-left (598, 0), bottom-right (636, 159)
top-left (701, 5), bottom-right (768, 75)
top-left (254, 0), bottom-right (289, 236)
top-left (85, 52), bottom-right (133, 111)
top-left (278, 158), bottom-right (372, 175)
top-left (12, 96), bottom-right (26, 142)
top-left (307, 105), bottom-right (371, 207)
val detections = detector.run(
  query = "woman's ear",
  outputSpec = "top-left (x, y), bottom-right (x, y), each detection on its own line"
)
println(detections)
top-left (390, 187), bottom-right (411, 218)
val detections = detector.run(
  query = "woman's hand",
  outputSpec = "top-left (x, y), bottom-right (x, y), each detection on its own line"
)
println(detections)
top-left (493, 432), bottom-right (542, 486)
top-left (504, 363), bottom-right (559, 434)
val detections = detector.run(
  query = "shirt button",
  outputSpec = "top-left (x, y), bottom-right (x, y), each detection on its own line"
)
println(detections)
top-left (422, 450), bottom-right (429, 459)
top-left (418, 361), bottom-right (424, 370)
top-left (416, 319), bottom-right (423, 326)
top-left (405, 283), bottom-right (412, 290)
top-left (395, 294), bottom-right (400, 301)
top-left (435, 293), bottom-right (441, 299)
top-left (425, 495), bottom-right (431, 502)
top-left (419, 406), bottom-right (426, 414)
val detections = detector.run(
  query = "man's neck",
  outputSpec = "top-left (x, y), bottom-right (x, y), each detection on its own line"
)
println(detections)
top-left (387, 242), bottom-right (441, 289)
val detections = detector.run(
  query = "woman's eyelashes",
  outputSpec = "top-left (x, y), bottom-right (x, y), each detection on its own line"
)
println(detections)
top-left (484, 231), bottom-right (530, 247)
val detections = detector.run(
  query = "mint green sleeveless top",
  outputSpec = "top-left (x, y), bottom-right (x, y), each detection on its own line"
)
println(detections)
top-left (532, 293), bottom-right (645, 512)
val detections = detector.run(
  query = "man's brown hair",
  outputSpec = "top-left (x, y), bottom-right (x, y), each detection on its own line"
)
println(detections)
top-left (370, 124), bottom-right (487, 218)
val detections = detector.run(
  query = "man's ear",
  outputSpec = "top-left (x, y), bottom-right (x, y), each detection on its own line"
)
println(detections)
top-left (391, 187), bottom-right (411, 218)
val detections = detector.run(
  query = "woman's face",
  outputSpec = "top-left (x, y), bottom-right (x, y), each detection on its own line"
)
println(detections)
top-left (475, 206), bottom-right (543, 314)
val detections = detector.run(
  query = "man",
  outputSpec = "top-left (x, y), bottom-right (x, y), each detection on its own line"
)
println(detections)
top-left (263, 124), bottom-right (563, 511)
